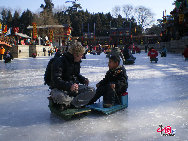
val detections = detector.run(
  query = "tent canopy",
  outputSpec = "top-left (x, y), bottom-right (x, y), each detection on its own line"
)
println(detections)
top-left (15, 33), bottom-right (31, 39)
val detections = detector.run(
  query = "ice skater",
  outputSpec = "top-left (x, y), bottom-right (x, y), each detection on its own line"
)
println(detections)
top-left (88, 55), bottom-right (128, 108)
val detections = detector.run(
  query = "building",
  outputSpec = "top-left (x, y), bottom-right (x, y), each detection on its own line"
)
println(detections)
top-left (110, 27), bottom-right (132, 47)
top-left (27, 24), bottom-right (72, 48)
top-left (161, 0), bottom-right (188, 42)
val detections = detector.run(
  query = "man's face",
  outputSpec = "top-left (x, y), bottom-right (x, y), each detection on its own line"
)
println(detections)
top-left (74, 54), bottom-right (83, 62)
top-left (108, 59), bottom-right (118, 70)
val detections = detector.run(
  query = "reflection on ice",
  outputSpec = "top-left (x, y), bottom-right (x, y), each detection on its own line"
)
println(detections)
top-left (0, 52), bottom-right (188, 140)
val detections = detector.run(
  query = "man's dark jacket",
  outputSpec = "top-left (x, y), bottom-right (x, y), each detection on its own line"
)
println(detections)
top-left (99, 65), bottom-right (128, 94)
top-left (50, 52), bottom-right (85, 91)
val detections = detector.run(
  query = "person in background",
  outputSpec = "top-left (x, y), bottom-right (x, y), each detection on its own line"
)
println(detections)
top-left (0, 46), bottom-right (5, 60)
top-left (148, 47), bottom-right (158, 59)
top-left (4, 49), bottom-right (13, 63)
top-left (182, 45), bottom-right (188, 59)
top-left (160, 46), bottom-right (167, 57)
top-left (123, 45), bottom-right (136, 63)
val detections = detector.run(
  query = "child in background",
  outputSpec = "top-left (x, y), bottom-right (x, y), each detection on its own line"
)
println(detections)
top-left (148, 47), bottom-right (158, 59)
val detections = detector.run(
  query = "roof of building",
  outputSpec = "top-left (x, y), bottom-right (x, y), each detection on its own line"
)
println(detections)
top-left (27, 24), bottom-right (70, 29)
top-left (15, 33), bottom-right (31, 38)
top-left (0, 41), bottom-right (12, 47)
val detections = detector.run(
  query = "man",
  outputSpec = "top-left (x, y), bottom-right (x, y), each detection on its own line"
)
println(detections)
top-left (50, 42), bottom-right (95, 111)
top-left (0, 46), bottom-right (5, 60)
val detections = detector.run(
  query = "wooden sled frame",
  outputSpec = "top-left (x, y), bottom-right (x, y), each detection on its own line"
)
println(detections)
top-left (150, 58), bottom-right (158, 63)
top-left (47, 97), bottom-right (91, 120)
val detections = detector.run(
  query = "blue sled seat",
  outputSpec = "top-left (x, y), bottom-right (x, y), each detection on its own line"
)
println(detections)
top-left (115, 92), bottom-right (128, 107)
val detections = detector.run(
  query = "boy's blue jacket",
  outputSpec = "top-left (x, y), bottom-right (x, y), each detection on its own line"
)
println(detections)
top-left (99, 65), bottom-right (128, 94)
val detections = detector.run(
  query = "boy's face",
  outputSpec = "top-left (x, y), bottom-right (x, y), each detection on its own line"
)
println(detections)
top-left (74, 54), bottom-right (83, 62)
top-left (108, 59), bottom-right (119, 70)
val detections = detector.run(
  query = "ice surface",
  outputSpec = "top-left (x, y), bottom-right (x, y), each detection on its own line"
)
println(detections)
top-left (0, 52), bottom-right (188, 141)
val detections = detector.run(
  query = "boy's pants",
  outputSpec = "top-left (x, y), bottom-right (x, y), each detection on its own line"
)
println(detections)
top-left (51, 85), bottom-right (95, 108)
top-left (88, 83), bottom-right (115, 104)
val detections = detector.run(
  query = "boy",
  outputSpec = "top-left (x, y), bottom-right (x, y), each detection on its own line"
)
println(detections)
top-left (89, 55), bottom-right (128, 108)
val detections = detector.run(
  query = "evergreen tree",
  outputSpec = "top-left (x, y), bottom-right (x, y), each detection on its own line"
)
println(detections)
top-left (12, 11), bottom-right (20, 28)
top-left (7, 10), bottom-right (13, 28)
top-left (20, 9), bottom-right (33, 34)
top-left (1, 9), bottom-right (7, 29)
top-left (40, 0), bottom-right (54, 13)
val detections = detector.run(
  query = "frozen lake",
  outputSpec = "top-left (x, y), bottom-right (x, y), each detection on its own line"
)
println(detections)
top-left (0, 51), bottom-right (188, 140)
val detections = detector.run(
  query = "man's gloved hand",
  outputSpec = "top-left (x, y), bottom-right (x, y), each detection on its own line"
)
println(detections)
top-left (67, 91), bottom-right (77, 97)
top-left (84, 78), bottom-right (89, 85)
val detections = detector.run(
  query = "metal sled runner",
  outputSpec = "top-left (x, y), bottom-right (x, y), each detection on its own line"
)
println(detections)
top-left (150, 58), bottom-right (158, 63)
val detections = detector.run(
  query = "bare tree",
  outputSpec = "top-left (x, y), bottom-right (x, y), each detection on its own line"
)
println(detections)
top-left (53, 5), bottom-right (67, 13)
top-left (134, 6), bottom-right (155, 29)
top-left (112, 5), bottom-right (121, 18)
top-left (32, 10), bottom-right (59, 26)
top-left (122, 5), bottom-right (133, 19)
top-left (146, 24), bottom-right (161, 35)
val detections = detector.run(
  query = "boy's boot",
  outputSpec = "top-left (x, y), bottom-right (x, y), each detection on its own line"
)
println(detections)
top-left (103, 84), bottom-right (115, 108)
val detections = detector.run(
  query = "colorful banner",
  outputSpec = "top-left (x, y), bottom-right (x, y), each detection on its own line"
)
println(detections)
top-left (179, 14), bottom-right (184, 22)
top-left (32, 23), bottom-right (37, 39)
top-left (5, 27), bottom-right (11, 37)
top-left (3, 25), bottom-right (7, 33)
top-left (175, 1), bottom-right (182, 12)
top-left (49, 29), bottom-right (53, 42)
top-left (0, 22), bottom-right (2, 33)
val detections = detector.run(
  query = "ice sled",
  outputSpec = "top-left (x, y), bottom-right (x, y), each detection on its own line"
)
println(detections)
top-left (47, 97), bottom-right (91, 120)
top-left (87, 92), bottom-right (128, 115)
top-left (4, 60), bottom-right (11, 63)
top-left (150, 58), bottom-right (158, 63)
top-left (185, 58), bottom-right (188, 61)
top-left (4, 58), bottom-right (12, 63)
top-left (97, 52), bottom-right (101, 55)
top-left (123, 60), bottom-right (135, 65)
